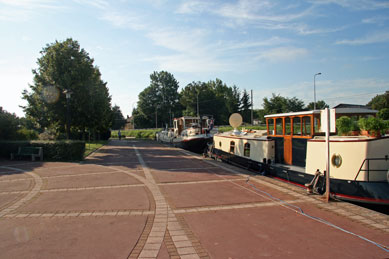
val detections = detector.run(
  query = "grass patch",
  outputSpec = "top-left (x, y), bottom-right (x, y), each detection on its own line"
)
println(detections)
top-left (84, 141), bottom-right (107, 157)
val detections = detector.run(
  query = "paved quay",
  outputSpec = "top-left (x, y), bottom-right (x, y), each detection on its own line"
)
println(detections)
top-left (0, 139), bottom-right (388, 258)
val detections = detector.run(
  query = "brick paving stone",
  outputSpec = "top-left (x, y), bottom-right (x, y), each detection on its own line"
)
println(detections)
top-left (174, 240), bottom-right (193, 248)
top-left (171, 235), bottom-right (189, 242)
top-left (177, 247), bottom-right (197, 255)
top-left (180, 254), bottom-right (201, 259)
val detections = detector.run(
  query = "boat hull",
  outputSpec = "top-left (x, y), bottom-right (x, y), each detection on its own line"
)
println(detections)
top-left (212, 147), bottom-right (389, 205)
top-left (160, 135), bottom-right (212, 153)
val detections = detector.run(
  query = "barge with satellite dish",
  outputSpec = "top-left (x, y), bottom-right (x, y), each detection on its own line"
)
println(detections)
top-left (209, 106), bottom-right (389, 205)
top-left (157, 115), bottom-right (215, 153)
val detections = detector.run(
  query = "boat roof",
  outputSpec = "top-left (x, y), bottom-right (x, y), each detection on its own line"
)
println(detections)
top-left (264, 110), bottom-right (321, 118)
top-left (264, 106), bottom-right (377, 119)
top-left (334, 107), bottom-right (377, 115)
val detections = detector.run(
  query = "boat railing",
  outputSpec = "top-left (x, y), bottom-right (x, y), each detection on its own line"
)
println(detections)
top-left (354, 155), bottom-right (389, 182)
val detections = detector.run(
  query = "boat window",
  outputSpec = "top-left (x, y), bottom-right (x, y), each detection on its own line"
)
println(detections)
top-left (275, 118), bottom-right (283, 135)
top-left (244, 143), bottom-right (250, 157)
top-left (293, 117), bottom-right (301, 135)
top-left (267, 118), bottom-right (274, 135)
top-left (285, 117), bottom-right (291, 135)
top-left (230, 141), bottom-right (235, 153)
top-left (219, 141), bottom-right (222, 148)
top-left (302, 116), bottom-right (311, 136)
top-left (314, 116), bottom-right (320, 133)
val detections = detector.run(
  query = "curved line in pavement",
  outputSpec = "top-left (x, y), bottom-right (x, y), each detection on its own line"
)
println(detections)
top-left (0, 166), bottom-right (43, 218)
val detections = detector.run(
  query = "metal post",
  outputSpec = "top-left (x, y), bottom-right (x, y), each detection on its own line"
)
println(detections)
top-left (63, 89), bottom-right (72, 140)
top-left (324, 108), bottom-right (330, 202)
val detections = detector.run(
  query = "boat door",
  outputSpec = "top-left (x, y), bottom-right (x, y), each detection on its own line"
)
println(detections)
top-left (266, 112), bottom-right (316, 166)
top-left (283, 117), bottom-right (292, 165)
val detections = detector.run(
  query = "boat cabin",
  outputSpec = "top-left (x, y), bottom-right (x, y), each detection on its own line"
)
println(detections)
top-left (265, 105), bottom-right (379, 168)
top-left (265, 111), bottom-right (322, 167)
top-left (173, 116), bottom-right (200, 135)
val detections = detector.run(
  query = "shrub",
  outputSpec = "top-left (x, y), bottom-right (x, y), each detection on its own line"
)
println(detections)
top-left (0, 140), bottom-right (85, 161)
top-left (336, 116), bottom-right (353, 136)
top-left (358, 117), bottom-right (370, 131)
top-left (378, 108), bottom-right (389, 120)
top-left (358, 117), bottom-right (387, 134)
top-left (16, 128), bottom-right (38, 140)
top-left (111, 129), bottom-right (160, 139)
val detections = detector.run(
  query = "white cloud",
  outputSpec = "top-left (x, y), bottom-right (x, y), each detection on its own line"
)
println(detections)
top-left (256, 47), bottom-right (308, 62)
top-left (101, 11), bottom-right (145, 30)
top-left (0, 0), bottom-right (65, 21)
top-left (144, 54), bottom-right (228, 73)
top-left (310, 0), bottom-right (389, 10)
top-left (362, 16), bottom-right (389, 26)
top-left (72, 0), bottom-right (109, 10)
top-left (144, 27), bottom-right (231, 73)
top-left (254, 78), bottom-right (389, 108)
top-left (0, 0), bottom-right (61, 9)
top-left (219, 37), bottom-right (291, 51)
top-left (146, 28), bottom-right (208, 53)
top-left (336, 31), bottom-right (389, 45)
top-left (176, 0), bottom-right (212, 14)
top-left (216, 0), bottom-right (310, 23)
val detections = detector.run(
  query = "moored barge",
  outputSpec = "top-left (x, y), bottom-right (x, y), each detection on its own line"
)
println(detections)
top-left (211, 109), bottom-right (389, 205)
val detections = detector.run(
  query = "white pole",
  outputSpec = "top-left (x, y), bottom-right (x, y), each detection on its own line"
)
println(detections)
top-left (325, 108), bottom-right (330, 202)
top-left (251, 89), bottom-right (253, 125)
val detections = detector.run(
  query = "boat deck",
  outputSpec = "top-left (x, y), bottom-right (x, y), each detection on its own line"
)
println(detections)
top-left (273, 163), bottom-right (306, 173)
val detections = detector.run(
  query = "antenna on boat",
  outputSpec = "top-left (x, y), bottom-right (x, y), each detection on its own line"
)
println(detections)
top-left (229, 113), bottom-right (243, 135)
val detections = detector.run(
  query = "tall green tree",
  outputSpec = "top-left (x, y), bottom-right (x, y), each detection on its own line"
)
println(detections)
top-left (21, 38), bottom-right (112, 139)
top-left (180, 79), bottom-right (241, 125)
top-left (135, 71), bottom-right (181, 128)
top-left (263, 94), bottom-right (305, 115)
top-left (367, 91), bottom-right (389, 110)
top-left (0, 107), bottom-right (19, 140)
top-left (111, 105), bottom-right (126, 130)
top-left (306, 100), bottom-right (329, 110)
top-left (240, 89), bottom-right (251, 123)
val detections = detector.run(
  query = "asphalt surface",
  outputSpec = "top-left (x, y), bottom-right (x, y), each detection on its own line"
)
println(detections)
top-left (0, 139), bottom-right (388, 258)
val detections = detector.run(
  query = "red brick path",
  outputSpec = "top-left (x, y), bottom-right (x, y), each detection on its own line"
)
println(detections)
top-left (0, 140), bottom-right (388, 258)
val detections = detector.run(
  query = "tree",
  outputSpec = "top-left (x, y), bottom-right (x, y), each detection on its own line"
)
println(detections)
top-left (377, 108), bottom-right (389, 120)
top-left (306, 100), bottom-right (329, 110)
top-left (111, 105), bottom-right (126, 130)
top-left (367, 91), bottom-right (389, 111)
top-left (179, 79), bottom-right (241, 125)
top-left (0, 107), bottom-right (19, 140)
top-left (263, 94), bottom-right (305, 115)
top-left (21, 38), bottom-right (112, 139)
top-left (240, 89), bottom-right (251, 123)
top-left (227, 85), bottom-right (241, 114)
top-left (254, 109), bottom-right (265, 124)
top-left (135, 71), bottom-right (181, 128)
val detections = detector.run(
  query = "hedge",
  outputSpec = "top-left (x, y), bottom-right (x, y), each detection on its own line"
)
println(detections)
top-left (0, 140), bottom-right (85, 161)
top-left (111, 129), bottom-right (161, 139)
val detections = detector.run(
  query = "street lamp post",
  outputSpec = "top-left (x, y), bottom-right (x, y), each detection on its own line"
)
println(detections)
top-left (314, 73), bottom-right (322, 110)
top-left (63, 89), bottom-right (73, 140)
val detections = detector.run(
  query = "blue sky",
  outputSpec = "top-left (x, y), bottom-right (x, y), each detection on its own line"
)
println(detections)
top-left (1, 0), bottom-right (388, 118)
